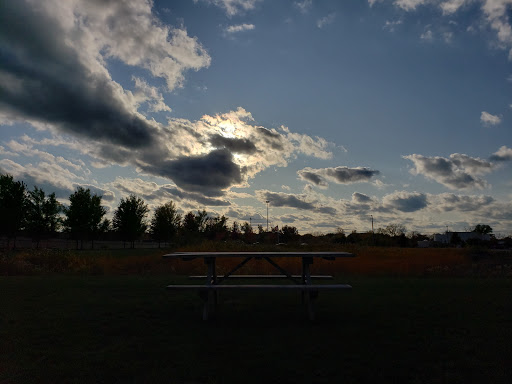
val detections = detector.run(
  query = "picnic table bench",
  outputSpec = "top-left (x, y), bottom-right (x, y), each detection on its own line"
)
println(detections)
top-left (164, 251), bottom-right (355, 320)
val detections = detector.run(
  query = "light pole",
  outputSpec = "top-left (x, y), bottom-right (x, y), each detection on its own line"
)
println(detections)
top-left (371, 214), bottom-right (374, 245)
top-left (266, 200), bottom-right (269, 232)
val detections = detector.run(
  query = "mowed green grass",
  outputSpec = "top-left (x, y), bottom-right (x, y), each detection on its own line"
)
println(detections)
top-left (1, 275), bottom-right (511, 383)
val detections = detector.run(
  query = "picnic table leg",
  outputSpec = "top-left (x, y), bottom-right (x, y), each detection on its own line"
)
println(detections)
top-left (202, 257), bottom-right (217, 320)
top-left (302, 257), bottom-right (316, 320)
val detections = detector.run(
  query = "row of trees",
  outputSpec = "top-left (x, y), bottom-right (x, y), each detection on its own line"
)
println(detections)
top-left (2, 173), bottom-right (503, 250)
top-left (0, 174), bottom-right (300, 249)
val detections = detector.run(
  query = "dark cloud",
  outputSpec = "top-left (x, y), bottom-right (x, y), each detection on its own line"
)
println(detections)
top-left (383, 192), bottom-right (428, 212)
top-left (352, 192), bottom-right (372, 203)
top-left (297, 166), bottom-right (379, 187)
top-left (209, 134), bottom-right (257, 154)
top-left (434, 194), bottom-right (494, 212)
top-left (257, 190), bottom-right (316, 210)
top-left (163, 185), bottom-right (232, 207)
top-left (325, 167), bottom-right (380, 183)
top-left (403, 154), bottom-right (492, 190)
top-left (256, 127), bottom-right (284, 150)
top-left (112, 180), bottom-right (231, 206)
top-left (280, 215), bottom-right (302, 223)
top-left (315, 206), bottom-right (338, 215)
top-left (0, 2), bottom-right (157, 149)
top-left (145, 149), bottom-right (242, 196)
top-left (297, 171), bottom-right (328, 187)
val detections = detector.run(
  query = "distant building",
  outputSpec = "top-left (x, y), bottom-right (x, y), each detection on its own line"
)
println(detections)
top-left (417, 240), bottom-right (431, 248)
top-left (433, 232), bottom-right (490, 244)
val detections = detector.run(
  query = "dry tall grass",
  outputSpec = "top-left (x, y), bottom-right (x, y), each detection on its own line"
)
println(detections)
top-left (1, 243), bottom-right (475, 276)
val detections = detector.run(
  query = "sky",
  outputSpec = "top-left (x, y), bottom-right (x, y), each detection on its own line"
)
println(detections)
top-left (1, 0), bottom-right (512, 236)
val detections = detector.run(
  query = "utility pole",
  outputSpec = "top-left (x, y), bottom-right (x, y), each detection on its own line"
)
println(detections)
top-left (371, 215), bottom-right (374, 245)
top-left (266, 201), bottom-right (269, 232)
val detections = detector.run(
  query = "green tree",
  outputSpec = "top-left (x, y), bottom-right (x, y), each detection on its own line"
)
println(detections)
top-left (379, 223), bottom-right (407, 237)
top-left (231, 221), bottom-right (241, 239)
top-left (280, 225), bottom-right (299, 243)
top-left (26, 186), bottom-right (61, 248)
top-left (241, 222), bottom-right (253, 235)
top-left (472, 224), bottom-right (493, 235)
top-left (150, 201), bottom-right (181, 247)
top-left (113, 195), bottom-right (149, 248)
top-left (0, 174), bottom-right (28, 247)
top-left (64, 187), bottom-right (107, 249)
top-left (182, 212), bottom-right (197, 234)
top-left (204, 215), bottom-right (228, 240)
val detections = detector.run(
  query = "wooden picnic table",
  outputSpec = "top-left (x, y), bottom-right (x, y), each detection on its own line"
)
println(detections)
top-left (164, 251), bottom-right (355, 320)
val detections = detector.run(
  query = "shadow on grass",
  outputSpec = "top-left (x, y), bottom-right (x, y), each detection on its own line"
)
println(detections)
top-left (1, 276), bottom-right (511, 383)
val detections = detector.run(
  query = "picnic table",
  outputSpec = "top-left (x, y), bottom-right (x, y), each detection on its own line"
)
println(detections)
top-left (164, 251), bottom-right (355, 320)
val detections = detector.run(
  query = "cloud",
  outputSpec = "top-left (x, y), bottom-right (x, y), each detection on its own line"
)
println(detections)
top-left (480, 111), bottom-right (502, 126)
top-left (3, 139), bottom-right (87, 173)
top-left (295, 0), bottom-right (313, 14)
top-left (420, 29), bottom-right (434, 41)
top-left (317, 13), bottom-right (336, 28)
top-left (143, 149), bottom-right (243, 197)
top-left (0, 0), bottom-right (339, 196)
top-left (256, 190), bottom-right (316, 210)
top-left (109, 177), bottom-right (230, 208)
top-left (0, 158), bottom-right (84, 199)
top-left (132, 77), bottom-right (172, 113)
top-left (298, 166), bottom-right (380, 187)
top-left (0, 0), bottom-right (209, 149)
top-left (209, 134), bottom-right (258, 154)
top-left (394, 0), bottom-right (429, 11)
top-left (352, 192), bottom-right (373, 204)
top-left (225, 24), bottom-right (255, 33)
top-left (440, 0), bottom-right (470, 14)
top-left (431, 193), bottom-right (494, 212)
top-left (383, 19), bottom-right (403, 32)
top-left (382, 191), bottom-right (428, 212)
top-left (403, 153), bottom-right (494, 189)
top-left (375, 0), bottom-right (512, 59)
top-left (196, 0), bottom-right (262, 16)
top-left (75, 184), bottom-right (116, 202)
top-left (298, 170), bottom-right (329, 188)
top-left (490, 146), bottom-right (512, 161)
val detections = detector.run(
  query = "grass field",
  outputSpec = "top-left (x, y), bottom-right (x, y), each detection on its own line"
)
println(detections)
top-left (1, 246), bottom-right (511, 383)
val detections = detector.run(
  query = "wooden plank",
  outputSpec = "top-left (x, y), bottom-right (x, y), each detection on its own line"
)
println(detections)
top-left (188, 274), bottom-right (334, 279)
top-left (166, 284), bottom-right (352, 290)
top-left (163, 251), bottom-right (355, 259)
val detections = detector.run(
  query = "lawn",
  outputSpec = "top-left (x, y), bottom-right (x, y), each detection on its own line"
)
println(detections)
top-left (1, 273), bottom-right (511, 383)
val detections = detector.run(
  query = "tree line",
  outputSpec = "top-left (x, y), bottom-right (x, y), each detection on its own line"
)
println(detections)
top-left (0, 173), bottom-right (299, 249)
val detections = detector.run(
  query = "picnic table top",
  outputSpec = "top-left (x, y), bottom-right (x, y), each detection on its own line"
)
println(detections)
top-left (163, 251), bottom-right (355, 259)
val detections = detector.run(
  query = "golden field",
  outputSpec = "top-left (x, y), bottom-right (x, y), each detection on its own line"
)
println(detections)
top-left (3, 242), bottom-right (507, 277)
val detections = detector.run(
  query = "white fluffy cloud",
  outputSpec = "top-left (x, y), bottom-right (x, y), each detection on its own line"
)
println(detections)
top-left (225, 24), bottom-right (256, 33)
top-left (317, 13), bottom-right (336, 28)
top-left (295, 0), bottom-right (313, 14)
top-left (196, 0), bottom-right (262, 16)
top-left (480, 111), bottom-right (502, 125)
top-left (490, 146), bottom-right (512, 161)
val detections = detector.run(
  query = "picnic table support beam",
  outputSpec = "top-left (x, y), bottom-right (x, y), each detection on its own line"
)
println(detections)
top-left (263, 257), bottom-right (301, 284)
top-left (216, 257), bottom-right (253, 284)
